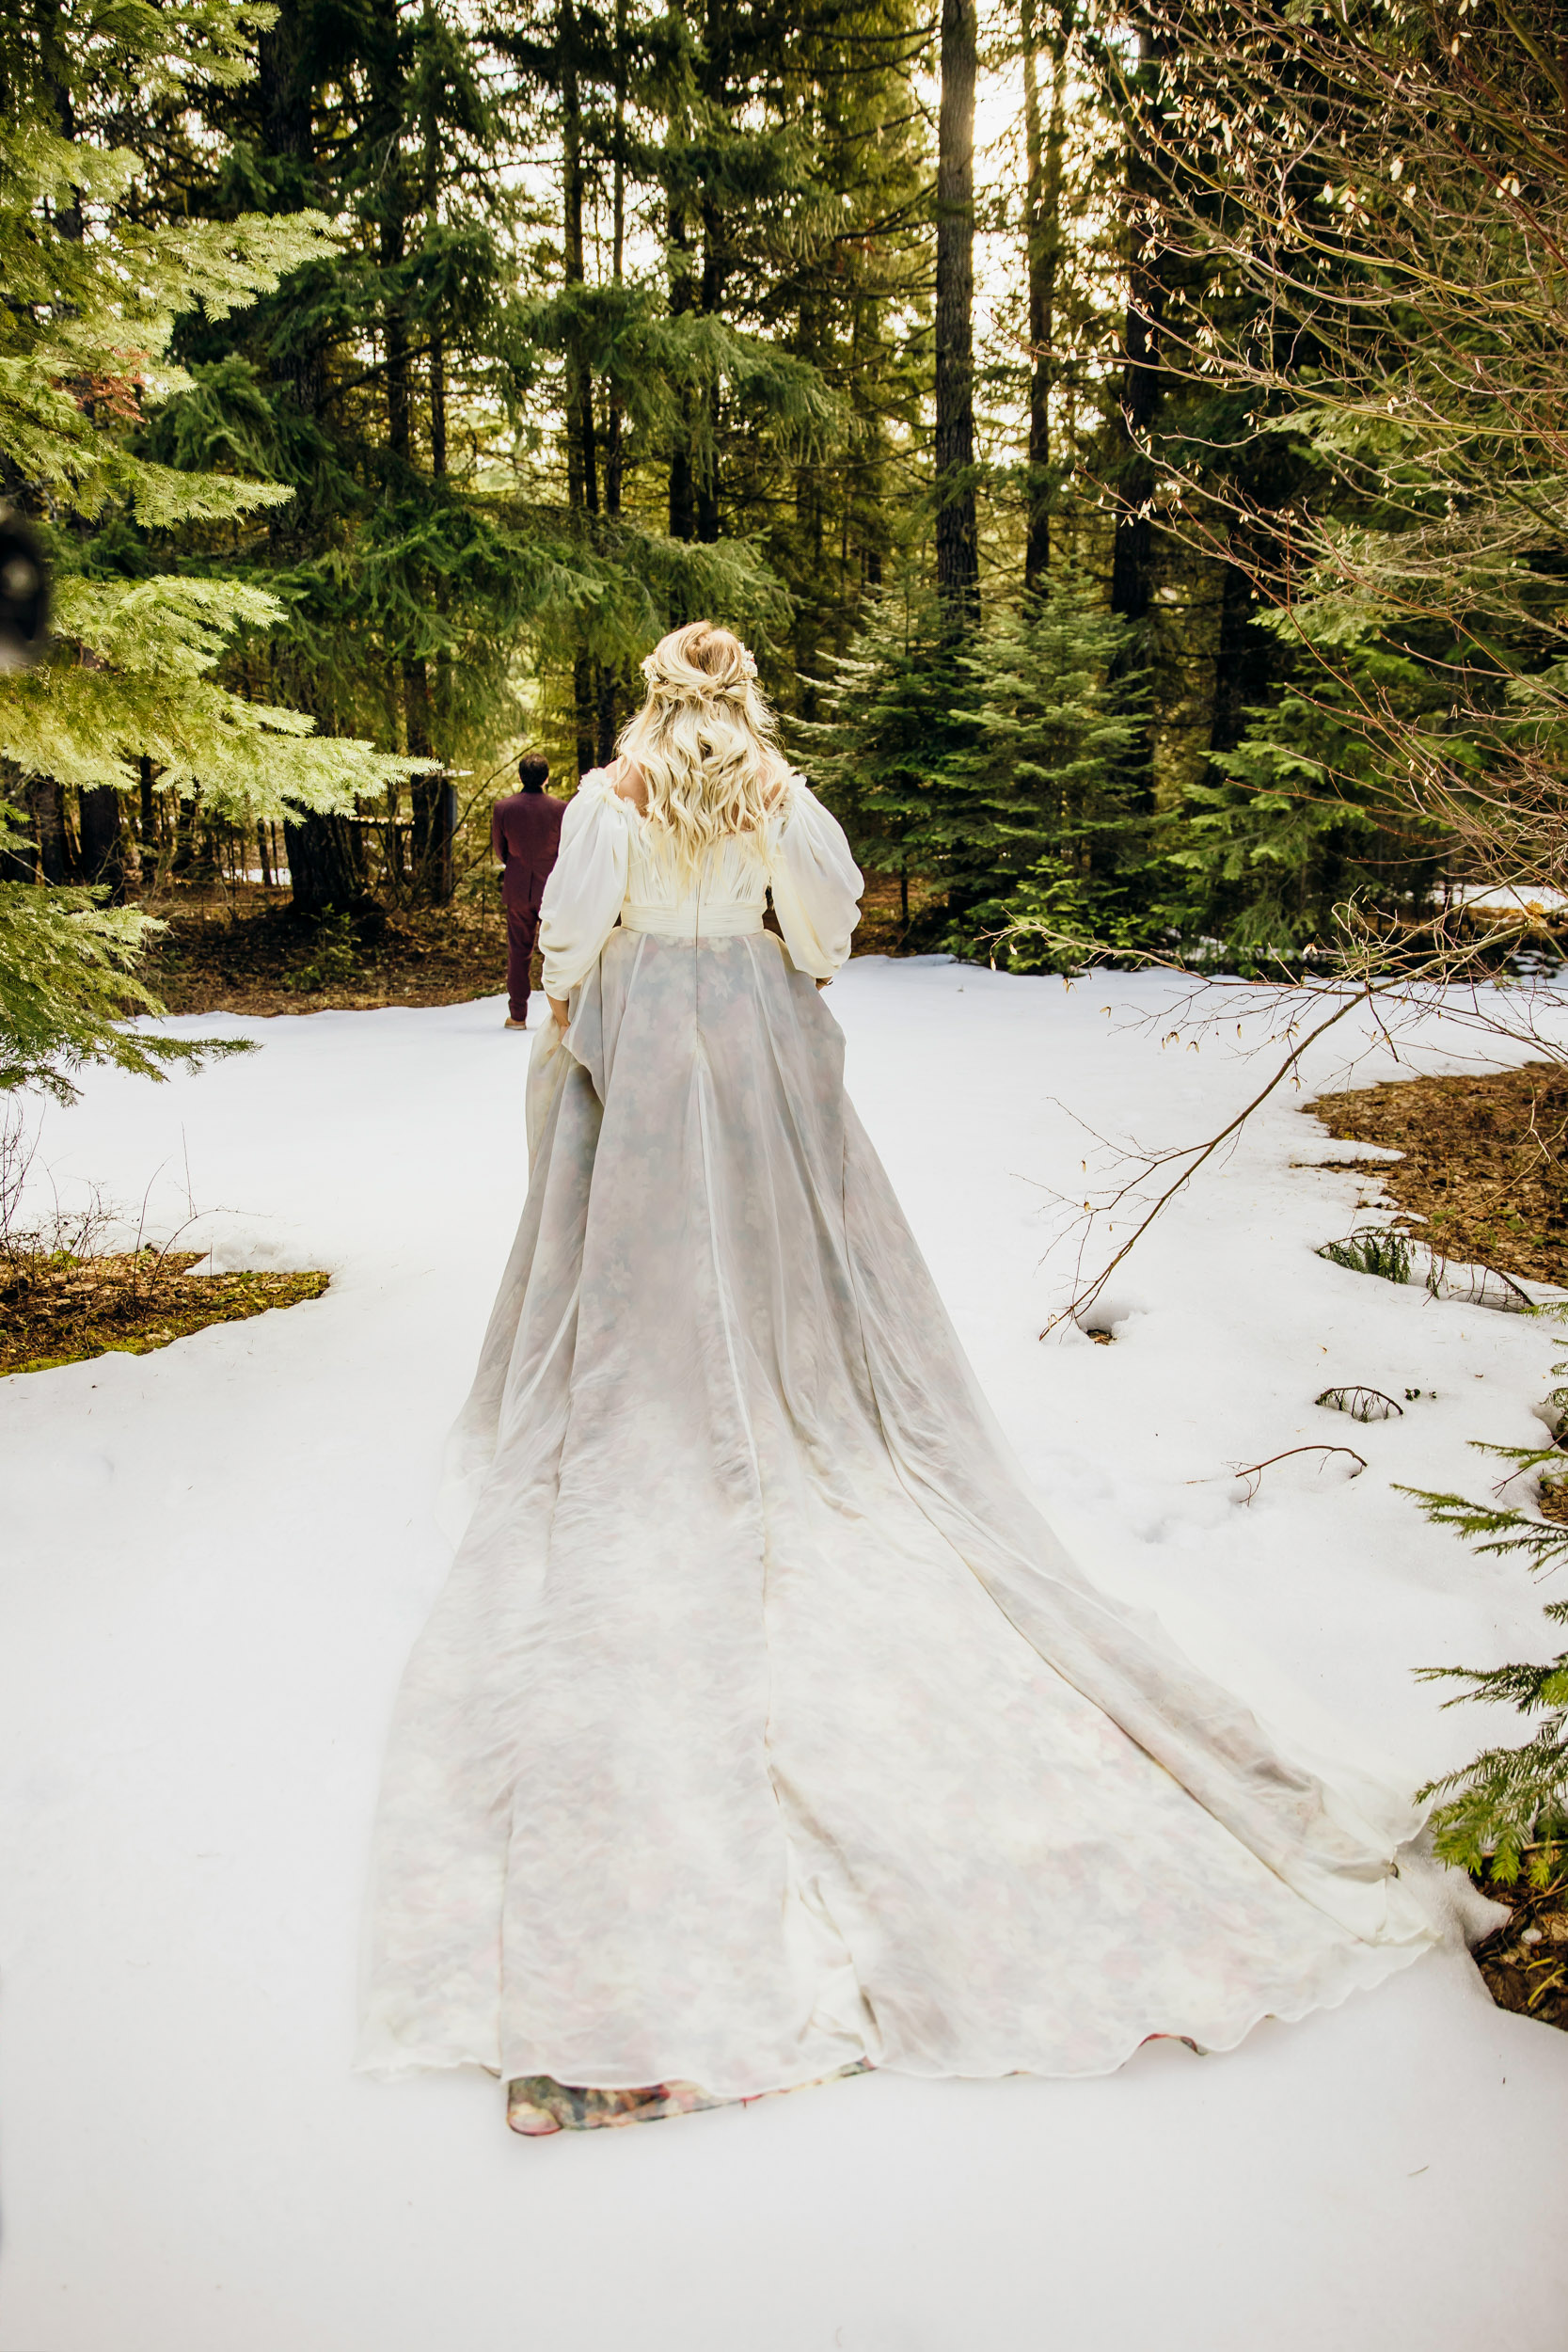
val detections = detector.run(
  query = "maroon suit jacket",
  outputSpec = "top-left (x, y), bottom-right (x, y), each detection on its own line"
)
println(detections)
top-left (491, 789), bottom-right (567, 910)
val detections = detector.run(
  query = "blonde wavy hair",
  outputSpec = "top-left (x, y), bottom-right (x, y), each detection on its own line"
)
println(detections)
top-left (616, 621), bottom-right (795, 871)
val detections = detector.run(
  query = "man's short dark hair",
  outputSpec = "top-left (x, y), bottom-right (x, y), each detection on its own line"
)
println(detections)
top-left (518, 754), bottom-right (550, 792)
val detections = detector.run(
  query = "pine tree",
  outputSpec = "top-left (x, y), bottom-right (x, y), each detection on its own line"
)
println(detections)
top-left (0, 0), bottom-right (403, 825)
top-left (801, 572), bottom-right (956, 929)
top-left (0, 0), bottom-right (404, 1089)
top-left (1172, 603), bottom-right (1448, 969)
top-left (733, 0), bottom-right (931, 707)
top-left (0, 802), bottom-right (248, 1100)
top-left (1403, 1417), bottom-right (1568, 1881)
top-left (168, 0), bottom-right (535, 903)
top-left (941, 566), bottom-right (1149, 969)
top-left (1129, 0), bottom-right (1568, 926)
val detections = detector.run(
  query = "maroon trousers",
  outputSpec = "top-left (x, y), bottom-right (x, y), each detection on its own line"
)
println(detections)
top-left (505, 897), bottom-right (540, 1022)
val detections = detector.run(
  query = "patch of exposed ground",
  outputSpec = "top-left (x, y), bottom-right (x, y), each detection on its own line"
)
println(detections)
top-left (0, 1249), bottom-right (329, 1377)
top-left (1307, 1065), bottom-right (1568, 2031)
top-left (1312, 1061), bottom-right (1568, 1290)
top-left (141, 890), bottom-right (514, 1018)
top-left (137, 871), bottom-right (946, 1020)
top-left (1470, 1862), bottom-right (1568, 2031)
top-left (848, 872), bottom-right (950, 959)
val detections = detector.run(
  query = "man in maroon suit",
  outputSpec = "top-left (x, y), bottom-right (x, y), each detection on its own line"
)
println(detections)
top-left (492, 754), bottom-right (567, 1028)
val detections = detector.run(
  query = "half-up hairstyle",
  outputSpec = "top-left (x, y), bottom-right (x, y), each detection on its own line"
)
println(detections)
top-left (615, 621), bottom-right (796, 872)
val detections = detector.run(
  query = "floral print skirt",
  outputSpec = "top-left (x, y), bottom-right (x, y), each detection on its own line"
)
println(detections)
top-left (506, 2061), bottom-right (872, 2135)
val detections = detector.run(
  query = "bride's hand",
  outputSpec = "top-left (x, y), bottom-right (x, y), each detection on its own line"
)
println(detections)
top-left (548, 995), bottom-right (571, 1030)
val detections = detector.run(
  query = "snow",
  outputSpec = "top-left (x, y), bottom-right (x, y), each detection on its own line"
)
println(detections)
top-left (4, 958), bottom-right (1568, 2352)
top-left (1451, 882), bottom-right (1568, 915)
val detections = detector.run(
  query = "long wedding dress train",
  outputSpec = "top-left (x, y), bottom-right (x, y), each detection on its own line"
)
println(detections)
top-left (357, 773), bottom-right (1443, 2098)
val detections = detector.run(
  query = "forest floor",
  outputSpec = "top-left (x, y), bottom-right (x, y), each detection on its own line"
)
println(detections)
top-left (138, 870), bottom-right (937, 1019)
top-left (3, 968), bottom-right (1568, 2350)
top-left (1309, 1058), bottom-right (1568, 2031)
top-left (1469, 1860), bottom-right (1568, 2032)
top-left (0, 1249), bottom-right (328, 1378)
top-left (1315, 1060), bottom-right (1568, 1290)
top-left (142, 884), bottom-right (514, 1018)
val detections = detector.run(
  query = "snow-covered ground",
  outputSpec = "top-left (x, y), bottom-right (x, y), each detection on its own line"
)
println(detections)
top-left (4, 958), bottom-right (1568, 2352)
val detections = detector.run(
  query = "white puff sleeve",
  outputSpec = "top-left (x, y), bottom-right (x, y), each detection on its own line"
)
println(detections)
top-left (538, 776), bottom-right (631, 998)
top-left (766, 782), bottom-right (863, 979)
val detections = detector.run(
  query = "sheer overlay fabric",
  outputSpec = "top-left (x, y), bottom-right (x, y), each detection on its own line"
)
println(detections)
top-left (357, 773), bottom-right (1440, 2096)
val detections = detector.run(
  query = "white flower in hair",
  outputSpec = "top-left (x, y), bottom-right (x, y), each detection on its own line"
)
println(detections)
top-left (640, 651), bottom-right (658, 684)
top-left (737, 644), bottom-right (758, 680)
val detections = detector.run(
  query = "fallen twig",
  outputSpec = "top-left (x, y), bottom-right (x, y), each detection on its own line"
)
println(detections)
top-left (1191, 1443), bottom-right (1369, 1502)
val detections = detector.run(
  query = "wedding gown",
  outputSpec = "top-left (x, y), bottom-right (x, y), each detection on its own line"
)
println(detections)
top-left (357, 768), bottom-right (1444, 2100)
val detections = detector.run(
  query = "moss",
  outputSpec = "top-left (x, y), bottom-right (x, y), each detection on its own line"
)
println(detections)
top-left (0, 1250), bottom-right (329, 1377)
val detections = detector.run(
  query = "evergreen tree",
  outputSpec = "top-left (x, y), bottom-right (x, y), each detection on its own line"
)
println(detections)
top-left (1403, 1403), bottom-right (1568, 1881)
top-left (738, 0), bottom-right (931, 707)
top-left (942, 567), bottom-right (1149, 970)
top-left (0, 0), bottom-right (402, 825)
top-left (166, 0), bottom-right (818, 888)
top-left (802, 572), bottom-right (955, 929)
top-left (165, 0), bottom-right (541, 905)
top-left (1131, 0), bottom-right (1568, 936)
top-left (0, 803), bottom-right (246, 1101)
top-left (0, 0), bottom-right (402, 1088)
top-left (1172, 603), bottom-right (1449, 968)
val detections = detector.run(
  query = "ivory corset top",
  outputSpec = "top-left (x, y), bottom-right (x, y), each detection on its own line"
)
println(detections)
top-left (538, 768), bottom-right (864, 998)
top-left (621, 822), bottom-right (769, 942)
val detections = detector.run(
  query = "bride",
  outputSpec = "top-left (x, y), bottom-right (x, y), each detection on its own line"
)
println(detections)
top-left (357, 620), bottom-right (1450, 2135)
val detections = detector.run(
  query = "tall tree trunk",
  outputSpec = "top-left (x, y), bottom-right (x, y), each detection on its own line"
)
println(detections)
top-left (404, 660), bottom-right (432, 759)
top-left (420, 43), bottom-right (454, 813)
top-left (284, 814), bottom-right (369, 914)
top-left (79, 787), bottom-right (128, 901)
top-left (668, 183), bottom-right (696, 540)
top-left (604, 0), bottom-right (626, 527)
top-left (1110, 24), bottom-right (1165, 627)
top-left (26, 15), bottom-right (84, 881)
top-left (409, 772), bottom-right (453, 900)
top-left (665, 0), bottom-right (697, 544)
top-left (561, 0), bottom-right (599, 521)
top-left (374, 8), bottom-right (449, 894)
top-left (1022, 0), bottom-right (1071, 594)
top-left (696, 191), bottom-right (722, 546)
top-left (935, 0), bottom-right (979, 632)
top-left (595, 5), bottom-right (628, 767)
top-left (258, 0), bottom-right (323, 414)
top-left (384, 213), bottom-right (412, 469)
top-left (40, 4), bottom-right (84, 244)
top-left (692, 0), bottom-right (730, 546)
top-left (430, 326), bottom-right (447, 480)
top-left (431, 333), bottom-right (454, 785)
top-left (377, 0), bottom-right (413, 472)
top-left (138, 753), bottom-right (156, 857)
top-left (404, 668), bottom-right (452, 899)
top-left (27, 777), bottom-right (69, 883)
top-left (430, 322), bottom-right (453, 760)
top-left (561, 0), bottom-right (600, 776)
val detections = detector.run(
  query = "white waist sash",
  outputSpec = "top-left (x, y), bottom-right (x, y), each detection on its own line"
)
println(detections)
top-left (620, 902), bottom-right (765, 941)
